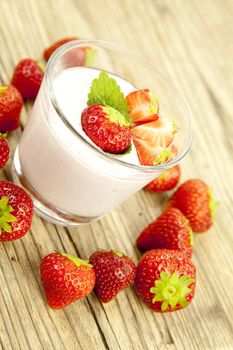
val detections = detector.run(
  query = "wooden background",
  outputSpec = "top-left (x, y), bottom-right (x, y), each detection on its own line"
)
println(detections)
top-left (0, 0), bottom-right (233, 349)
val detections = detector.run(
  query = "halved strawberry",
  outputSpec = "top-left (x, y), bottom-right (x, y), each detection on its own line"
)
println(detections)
top-left (126, 89), bottom-right (159, 125)
top-left (133, 138), bottom-right (173, 166)
top-left (131, 117), bottom-right (176, 148)
top-left (131, 116), bottom-right (177, 166)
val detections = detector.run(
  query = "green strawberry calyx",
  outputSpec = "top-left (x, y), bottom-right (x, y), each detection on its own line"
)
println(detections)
top-left (0, 197), bottom-right (17, 234)
top-left (85, 48), bottom-right (96, 67)
top-left (110, 250), bottom-right (124, 258)
top-left (0, 133), bottom-right (8, 139)
top-left (153, 149), bottom-right (171, 165)
top-left (103, 106), bottom-right (131, 127)
top-left (37, 62), bottom-right (45, 72)
top-left (186, 219), bottom-right (194, 247)
top-left (170, 119), bottom-right (178, 134)
top-left (208, 189), bottom-right (220, 221)
top-left (0, 86), bottom-right (8, 94)
top-left (150, 271), bottom-right (194, 311)
top-left (62, 253), bottom-right (93, 268)
top-left (148, 91), bottom-right (159, 114)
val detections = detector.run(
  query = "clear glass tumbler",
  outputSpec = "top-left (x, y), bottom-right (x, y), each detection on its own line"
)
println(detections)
top-left (12, 40), bottom-right (192, 226)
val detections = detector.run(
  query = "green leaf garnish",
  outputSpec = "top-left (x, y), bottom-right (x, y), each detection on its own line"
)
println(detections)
top-left (87, 71), bottom-right (132, 125)
top-left (0, 197), bottom-right (17, 234)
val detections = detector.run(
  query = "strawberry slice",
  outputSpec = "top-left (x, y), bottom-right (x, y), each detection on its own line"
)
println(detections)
top-left (131, 117), bottom-right (176, 148)
top-left (133, 138), bottom-right (168, 166)
top-left (133, 138), bottom-right (177, 166)
top-left (126, 89), bottom-right (159, 125)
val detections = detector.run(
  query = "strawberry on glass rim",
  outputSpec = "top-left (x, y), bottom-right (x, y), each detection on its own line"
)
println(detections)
top-left (126, 87), bottom-right (178, 167)
top-left (132, 134), bottom-right (177, 166)
top-left (126, 89), bottom-right (159, 125)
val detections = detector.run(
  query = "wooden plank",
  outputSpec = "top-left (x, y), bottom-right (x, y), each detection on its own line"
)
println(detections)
top-left (0, 0), bottom-right (233, 349)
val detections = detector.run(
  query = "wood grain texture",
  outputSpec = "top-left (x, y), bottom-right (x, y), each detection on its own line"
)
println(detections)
top-left (0, 0), bottom-right (233, 349)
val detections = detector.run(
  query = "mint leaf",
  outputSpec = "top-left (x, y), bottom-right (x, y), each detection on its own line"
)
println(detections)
top-left (87, 72), bottom-right (132, 125)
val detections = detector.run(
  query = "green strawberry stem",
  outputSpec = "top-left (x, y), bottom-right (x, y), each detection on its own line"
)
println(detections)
top-left (110, 250), bottom-right (124, 257)
top-left (149, 91), bottom-right (159, 114)
top-left (62, 253), bottom-right (93, 267)
top-left (37, 62), bottom-right (45, 72)
top-left (150, 271), bottom-right (194, 311)
top-left (208, 190), bottom-right (220, 220)
top-left (0, 197), bottom-right (17, 234)
top-left (153, 149), bottom-right (171, 165)
top-left (0, 86), bottom-right (8, 94)
top-left (0, 133), bottom-right (8, 138)
top-left (85, 48), bottom-right (96, 67)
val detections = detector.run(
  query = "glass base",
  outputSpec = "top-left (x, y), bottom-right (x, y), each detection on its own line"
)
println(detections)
top-left (12, 147), bottom-right (102, 226)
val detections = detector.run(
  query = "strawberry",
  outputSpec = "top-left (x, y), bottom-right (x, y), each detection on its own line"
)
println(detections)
top-left (126, 89), bottom-right (159, 125)
top-left (89, 250), bottom-right (136, 303)
top-left (43, 37), bottom-right (79, 61)
top-left (43, 37), bottom-right (95, 66)
top-left (145, 165), bottom-right (181, 192)
top-left (133, 139), bottom-right (176, 166)
top-left (40, 253), bottom-right (96, 309)
top-left (134, 249), bottom-right (196, 312)
top-left (131, 117), bottom-right (177, 166)
top-left (136, 208), bottom-right (193, 258)
top-left (11, 59), bottom-right (44, 99)
top-left (0, 85), bottom-right (23, 132)
top-left (165, 179), bottom-right (219, 233)
top-left (0, 134), bottom-right (10, 169)
top-left (0, 181), bottom-right (33, 241)
top-left (81, 104), bottom-right (131, 154)
top-left (131, 118), bottom-right (175, 147)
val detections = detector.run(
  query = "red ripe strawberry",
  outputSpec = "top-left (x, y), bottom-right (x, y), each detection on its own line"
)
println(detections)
top-left (40, 253), bottom-right (96, 309)
top-left (89, 250), bottom-right (136, 303)
top-left (43, 37), bottom-right (95, 66)
top-left (0, 181), bottom-right (33, 241)
top-left (0, 85), bottom-right (23, 132)
top-left (43, 37), bottom-right (79, 61)
top-left (133, 139), bottom-right (177, 166)
top-left (166, 179), bottom-right (219, 233)
top-left (131, 117), bottom-right (177, 166)
top-left (136, 208), bottom-right (193, 258)
top-left (145, 165), bottom-right (181, 192)
top-left (81, 104), bottom-right (131, 154)
top-left (126, 89), bottom-right (159, 125)
top-left (134, 249), bottom-right (196, 312)
top-left (131, 118), bottom-right (175, 147)
top-left (0, 134), bottom-right (10, 168)
top-left (11, 59), bottom-right (44, 100)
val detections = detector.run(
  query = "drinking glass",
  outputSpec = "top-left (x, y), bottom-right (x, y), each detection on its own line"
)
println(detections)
top-left (12, 40), bottom-right (192, 226)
